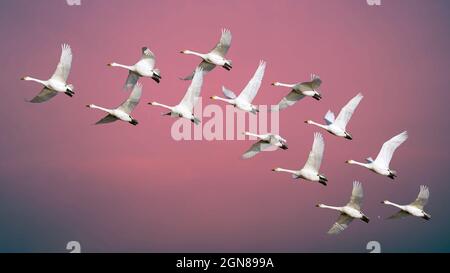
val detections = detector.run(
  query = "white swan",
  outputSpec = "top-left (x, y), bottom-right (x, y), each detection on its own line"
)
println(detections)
top-left (272, 132), bottom-right (327, 186)
top-left (180, 28), bottom-right (232, 80)
top-left (211, 60), bottom-right (266, 114)
top-left (271, 74), bottom-right (322, 111)
top-left (305, 93), bottom-right (363, 140)
top-left (346, 131), bottom-right (408, 179)
top-left (148, 67), bottom-right (204, 125)
top-left (86, 82), bottom-right (143, 125)
top-left (108, 47), bottom-right (161, 89)
top-left (21, 43), bottom-right (74, 103)
top-left (317, 181), bottom-right (369, 234)
top-left (242, 132), bottom-right (288, 159)
top-left (382, 185), bottom-right (431, 220)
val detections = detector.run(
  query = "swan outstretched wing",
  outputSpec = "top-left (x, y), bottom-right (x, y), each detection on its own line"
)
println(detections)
top-left (324, 110), bottom-right (335, 125)
top-left (118, 82), bottom-right (143, 114)
top-left (347, 181), bottom-right (363, 210)
top-left (328, 213), bottom-right (353, 235)
top-left (303, 132), bottom-right (324, 172)
top-left (242, 141), bottom-right (273, 159)
top-left (95, 114), bottom-right (118, 125)
top-left (181, 61), bottom-right (215, 81)
top-left (334, 93), bottom-right (363, 129)
top-left (387, 210), bottom-right (410, 220)
top-left (410, 185), bottom-right (429, 209)
top-left (272, 90), bottom-right (305, 111)
top-left (374, 131), bottom-right (408, 169)
top-left (140, 47), bottom-right (155, 68)
top-left (237, 60), bottom-right (266, 103)
top-left (28, 87), bottom-right (58, 103)
top-left (179, 67), bottom-right (204, 110)
top-left (124, 71), bottom-right (140, 90)
top-left (210, 28), bottom-right (232, 57)
top-left (51, 43), bottom-right (72, 82)
top-left (222, 86), bottom-right (237, 99)
top-left (295, 74), bottom-right (322, 91)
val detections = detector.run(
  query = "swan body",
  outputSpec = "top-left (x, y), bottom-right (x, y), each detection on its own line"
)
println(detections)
top-left (346, 131), bottom-right (408, 179)
top-left (272, 74), bottom-right (322, 111)
top-left (86, 82), bottom-right (143, 125)
top-left (211, 60), bottom-right (266, 114)
top-left (108, 47), bottom-right (161, 89)
top-left (272, 132), bottom-right (327, 186)
top-left (305, 93), bottom-right (363, 139)
top-left (317, 181), bottom-right (369, 234)
top-left (383, 185), bottom-right (431, 220)
top-left (242, 132), bottom-right (288, 159)
top-left (21, 44), bottom-right (74, 103)
top-left (149, 67), bottom-right (204, 125)
top-left (181, 29), bottom-right (232, 80)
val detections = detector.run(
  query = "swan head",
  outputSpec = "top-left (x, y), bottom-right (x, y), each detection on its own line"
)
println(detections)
top-left (382, 200), bottom-right (390, 204)
top-left (345, 160), bottom-right (355, 164)
top-left (304, 120), bottom-right (312, 124)
top-left (86, 104), bottom-right (94, 108)
top-left (271, 82), bottom-right (280, 86)
top-left (180, 50), bottom-right (191, 54)
top-left (21, 76), bottom-right (31, 81)
top-left (107, 62), bottom-right (117, 67)
top-left (210, 96), bottom-right (219, 100)
top-left (272, 168), bottom-right (282, 172)
top-left (344, 132), bottom-right (352, 140)
top-left (316, 204), bottom-right (325, 208)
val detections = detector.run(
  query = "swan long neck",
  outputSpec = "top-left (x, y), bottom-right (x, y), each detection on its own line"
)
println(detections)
top-left (273, 82), bottom-right (296, 88)
top-left (318, 205), bottom-right (343, 212)
top-left (244, 132), bottom-right (261, 139)
top-left (109, 62), bottom-right (134, 71)
top-left (384, 201), bottom-right (403, 209)
top-left (23, 77), bottom-right (47, 85)
top-left (150, 102), bottom-right (173, 111)
top-left (273, 168), bottom-right (297, 175)
top-left (183, 50), bottom-right (206, 59)
top-left (211, 96), bottom-right (234, 104)
top-left (89, 104), bottom-right (112, 114)
top-left (348, 160), bottom-right (371, 169)
top-left (307, 120), bottom-right (328, 130)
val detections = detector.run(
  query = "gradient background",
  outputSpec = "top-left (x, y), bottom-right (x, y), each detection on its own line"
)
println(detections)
top-left (0, 0), bottom-right (449, 252)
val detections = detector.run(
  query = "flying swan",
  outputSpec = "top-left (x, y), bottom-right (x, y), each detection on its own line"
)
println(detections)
top-left (211, 60), bottom-right (266, 114)
top-left (180, 29), bottom-right (232, 80)
top-left (242, 132), bottom-right (288, 159)
top-left (271, 74), bottom-right (322, 111)
top-left (272, 132), bottom-right (327, 186)
top-left (148, 67), bottom-right (204, 124)
top-left (346, 131), bottom-right (408, 179)
top-left (21, 44), bottom-right (74, 103)
top-left (86, 82), bottom-right (143, 126)
top-left (108, 47), bottom-right (161, 89)
top-left (382, 185), bottom-right (431, 220)
top-left (305, 93), bottom-right (363, 140)
top-left (317, 181), bottom-right (370, 234)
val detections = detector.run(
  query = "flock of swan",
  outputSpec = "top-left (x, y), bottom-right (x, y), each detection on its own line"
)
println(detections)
top-left (20, 29), bottom-right (431, 235)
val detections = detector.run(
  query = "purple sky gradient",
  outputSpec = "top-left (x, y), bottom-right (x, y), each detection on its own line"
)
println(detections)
top-left (0, 0), bottom-right (449, 252)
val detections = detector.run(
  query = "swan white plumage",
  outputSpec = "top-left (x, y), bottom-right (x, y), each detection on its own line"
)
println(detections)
top-left (271, 74), bottom-right (322, 111)
top-left (211, 60), bottom-right (266, 114)
top-left (305, 93), bottom-right (363, 140)
top-left (21, 43), bottom-right (74, 103)
top-left (272, 132), bottom-right (327, 186)
top-left (108, 47), bottom-right (161, 90)
top-left (346, 131), bottom-right (408, 179)
top-left (148, 67), bottom-right (204, 125)
top-left (242, 132), bottom-right (288, 159)
top-left (180, 28), bottom-right (232, 80)
top-left (317, 181), bottom-right (370, 235)
top-left (382, 185), bottom-right (431, 220)
top-left (86, 82), bottom-right (143, 126)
